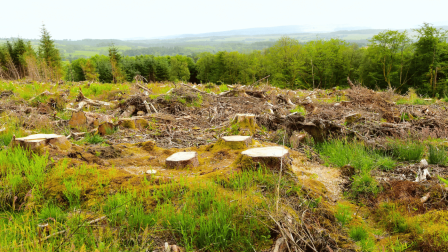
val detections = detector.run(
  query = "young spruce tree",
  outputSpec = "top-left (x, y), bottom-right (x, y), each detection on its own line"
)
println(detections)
top-left (38, 25), bottom-right (62, 80)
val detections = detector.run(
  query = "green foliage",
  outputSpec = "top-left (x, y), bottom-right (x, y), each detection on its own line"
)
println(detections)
top-left (428, 144), bottom-right (447, 165)
top-left (290, 105), bottom-right (306, 115)
top-left (335, 204), bottom-right (353, 226)
top-left (317, 139), bottom-right (396, 172)
top-left (39, 203), bottom-right (67, 223)
top-left (85, 133), bottom-right (104, 144)
top-left (388, 139), bottom-right (425, 161)
top-left (351, 172), bottom-right (380, 198)
top-left (349, 225), bottom-right (369, 241)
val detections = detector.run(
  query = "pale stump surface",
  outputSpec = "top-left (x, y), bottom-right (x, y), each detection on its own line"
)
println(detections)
top-left (241, 146), bottom-right (289, 170)
top-left (166, 151), bottom-right (199, 169)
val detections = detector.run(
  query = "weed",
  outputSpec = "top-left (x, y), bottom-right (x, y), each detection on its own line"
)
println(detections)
top-left (128, 201), bottom-right (157, 230)
top-left (389, 139), bottom-right (424, 161)
top-left (83, 133), bottom-right (104, 144)
top-left (219, 85), bottom-right (229, 93)
top-left (349, 226), bottom-right (369, 241)
top-left (317, 139), bottom-right (396, 172)
top-left (428, 144), bottom-right (446, 165)
top-left (351, 172), bottom-right (380, 198)
top-left (335, 204), bottom-right (353, 226)
top-left (389, 238), bottom-right (413, 252)
top-left (290, 105), bottom-right (306, 115)
top-left (63, 178), bottom-right (82, 207)
top-left (39, 203), bottom-right (67, 223)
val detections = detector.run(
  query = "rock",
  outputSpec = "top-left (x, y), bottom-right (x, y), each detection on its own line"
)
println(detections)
top-left (146, 169), bottom-right (157, 174)
top-left (166, 152), bottom-right (199, 169)
top-left (220, 135), bottom-right (252, 149)
top-left (241, 146), bottom-right (289, 170)
top-left (13, 134), bottom-right (71, 152)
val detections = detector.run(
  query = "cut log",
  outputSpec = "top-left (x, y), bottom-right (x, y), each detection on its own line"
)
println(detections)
top-left (220, 135), bottom-right (252, 149)
top-left (120, 105), bottom-right (136, 118)
top-left (241, 146), bottom-right (289, 170)
top-left (68, 111), bottom-right (112, 129)
top-left (13, 134), bottom-right (71, 152)
top-left (166, 151), bottom-right (199, 169)
top-left (68, 111), bottom-right (88, 129)
top-left (76, 89), bottom-right (112, 111)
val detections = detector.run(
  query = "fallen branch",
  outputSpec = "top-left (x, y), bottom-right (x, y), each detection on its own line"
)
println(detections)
top-left (76, 88), bottom-right (112, 111)
top-left (29, 91), bottom-right (54, 102)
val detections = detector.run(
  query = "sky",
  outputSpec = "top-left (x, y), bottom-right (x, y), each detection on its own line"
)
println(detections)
top-left (1, 0), bottom-right (448, 40)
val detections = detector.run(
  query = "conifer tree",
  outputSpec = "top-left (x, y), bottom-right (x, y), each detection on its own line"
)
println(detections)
top-left (38, 25), bottom-right (62, 80)
top-left (108, 44), bottom-right (125, 83)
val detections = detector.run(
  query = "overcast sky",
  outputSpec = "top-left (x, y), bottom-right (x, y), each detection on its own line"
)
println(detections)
top-left (2, 0), bottom-right (448, 40)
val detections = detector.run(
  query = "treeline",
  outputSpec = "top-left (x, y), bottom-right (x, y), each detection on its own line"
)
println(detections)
top-left (1, 24), bottom-right (448, 96)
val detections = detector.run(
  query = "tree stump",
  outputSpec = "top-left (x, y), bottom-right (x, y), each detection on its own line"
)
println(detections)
top-left (13, 134), bottom-right (71, 152)
top-left (220, 136), bottom-right (252, 149)
top-left (166, 152), bottom-right (199, 169)
top-left (233, 113), bottom-right (258, 134)
top-left (240, 146), bottom-right (289, 170)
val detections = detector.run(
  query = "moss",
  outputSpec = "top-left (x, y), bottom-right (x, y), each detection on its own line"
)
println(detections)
top-left (120, 119), bottom-right (136, 129)
top-left (213, 139), bottom-right (248, 150)
top-left (136, 140), bottom-right (156, 152)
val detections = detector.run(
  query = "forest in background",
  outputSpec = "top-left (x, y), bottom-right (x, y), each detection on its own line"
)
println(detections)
top-left (1, 24), bottom-right (448, 96)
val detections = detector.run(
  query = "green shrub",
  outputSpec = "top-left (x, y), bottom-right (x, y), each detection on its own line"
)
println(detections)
top-left (335, 204), bottom-right (353, 226)
top-left (428, 144), bottom-right (446, 165)
top-left (85, 133), bottom-right (104, 144)
top-left (349, 226), bottom-right (369, 241)
top-left (290, 105), bottom-right (306, 115)
top-left (351, 172), bottom-right (380, 198)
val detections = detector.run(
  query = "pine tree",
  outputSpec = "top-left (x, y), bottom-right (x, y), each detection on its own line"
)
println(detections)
top-left (38, 25), bottom-right (62, 80)
top-left (108, 44), bottom-right (125, 83)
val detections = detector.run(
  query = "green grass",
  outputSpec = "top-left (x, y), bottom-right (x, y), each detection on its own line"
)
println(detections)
top-left (290, 105), bottom-right (306, 115)
top-left (317, 139), bottom-right (396, 172)
top-left (335, 204), bottom-right (353, 226)
top-left (349, 226), bottom-right (369, 241)
top-left (428, 144), bottom-right (447, 165)
top-left (351, 172), bottom-right (380, 198)
top-left (388, 139), bottom-right (425, 162)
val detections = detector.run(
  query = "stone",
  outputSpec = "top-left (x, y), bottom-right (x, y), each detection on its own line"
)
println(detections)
top-left (13, 134), bottom-right (71, 152)
top-left (137, 111), bottom-right (145, 116)
top-left (220, 135), bottom-right (252, 149)
top-left (146, 169), bottom-right (157, 174)
top-left (166, 151), bottom-right (199, 169)
top-left (241, 146), bottom-right (289, 170)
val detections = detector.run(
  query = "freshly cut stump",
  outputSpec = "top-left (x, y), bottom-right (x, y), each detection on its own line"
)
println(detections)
top-left (166, 152), bottom-right (199, 169)
top-left (13, 134), bottom-right (71, 152)
top-left (221, 136), bottom-right (252, 149)
top-left (241, 146), bottom-right (289, 170)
